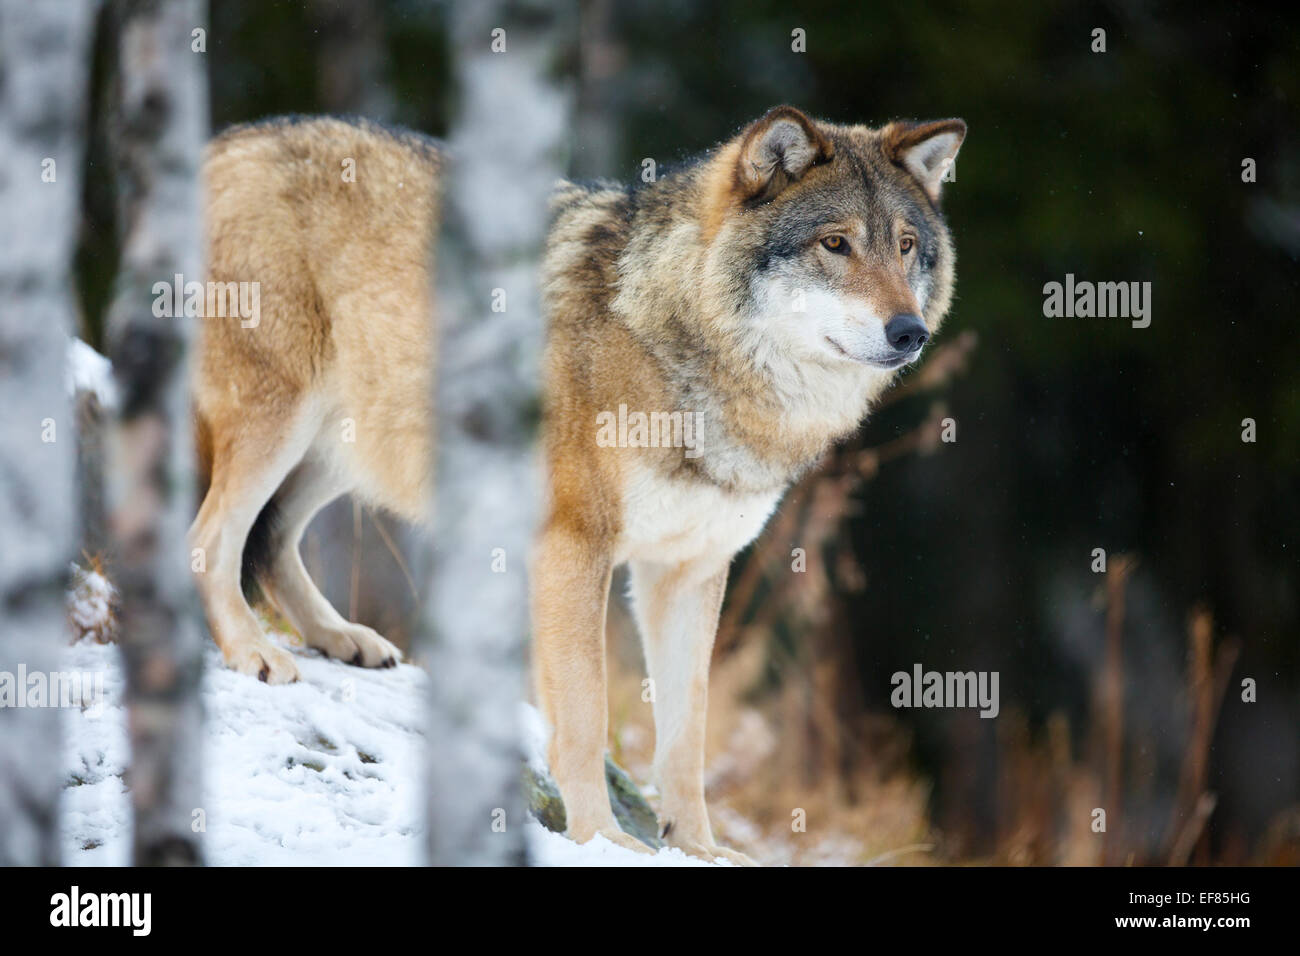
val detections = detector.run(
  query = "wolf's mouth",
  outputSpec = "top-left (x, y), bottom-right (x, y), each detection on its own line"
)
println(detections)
top-left (826, 337), bottom-right (920, 370)
top-left (873, 352), bottom-right (920, 371)
top-left (825, 336), bottom-right (851, 359)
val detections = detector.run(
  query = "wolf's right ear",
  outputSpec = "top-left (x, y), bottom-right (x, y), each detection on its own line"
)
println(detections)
top-left (732, 106), bottom-right (834, 204)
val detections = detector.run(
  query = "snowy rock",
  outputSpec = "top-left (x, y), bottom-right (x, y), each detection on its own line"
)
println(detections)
top-left (518, 699), bottom-right (663, 849)
top-left (523, 756), bottom-right (663, 850)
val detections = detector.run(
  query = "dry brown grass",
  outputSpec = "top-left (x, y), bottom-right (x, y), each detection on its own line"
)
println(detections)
top-left (597, 329), bottom-right (1297, 866)
top-left (607, 565), bottom-right (1292, 865)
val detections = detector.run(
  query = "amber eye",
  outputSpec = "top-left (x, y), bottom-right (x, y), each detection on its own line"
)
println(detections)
top-left (821, 235), bottom-right (850, 255)
top-left (900, 236), bottom-right (915, 255)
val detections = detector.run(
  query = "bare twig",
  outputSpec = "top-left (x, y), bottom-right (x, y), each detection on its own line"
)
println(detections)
top-left (349, 498), bottom-right (362, 623)
top-left (368, 511), bottom-right (421, 603)
top-left (1164, 607), bottom-right (1241, 864)
top-left (1099, 554), bottom-right (1134, 865)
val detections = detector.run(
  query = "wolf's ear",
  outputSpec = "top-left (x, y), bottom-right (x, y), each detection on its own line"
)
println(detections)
top-left (733, 106), bottom-right (834, 203)
top-left (883, 119), bottom-right (966, 203)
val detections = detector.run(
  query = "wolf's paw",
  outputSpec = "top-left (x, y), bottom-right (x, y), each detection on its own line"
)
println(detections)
top-left (671, 838), bottom-right (759, 866)
top-left (309, 623), bottom-right (401, 669)
top-left (225, 638), bottom-right (301, 685)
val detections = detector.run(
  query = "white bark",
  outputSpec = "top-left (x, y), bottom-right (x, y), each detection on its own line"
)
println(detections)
top-left (104, 0), bottom-right (208, 866)
top-left (0, 0), bottom-right (99, 866)
top-left (424, 0), bottom-right (575, 865)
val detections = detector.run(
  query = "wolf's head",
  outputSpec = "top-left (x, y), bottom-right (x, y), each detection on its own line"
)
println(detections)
top-left (700, 106), bottom-right (965, 374)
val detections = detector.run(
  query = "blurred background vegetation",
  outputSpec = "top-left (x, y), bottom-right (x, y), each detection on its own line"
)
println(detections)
top-left (74, 0), bottom-right (1299, 864)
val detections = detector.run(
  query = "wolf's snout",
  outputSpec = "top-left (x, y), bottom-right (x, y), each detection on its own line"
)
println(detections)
top-left (885, 313), bottom-right (929, 352)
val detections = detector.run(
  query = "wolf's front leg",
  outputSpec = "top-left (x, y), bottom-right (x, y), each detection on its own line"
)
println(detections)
top-left (629, 559), bottom-right (758, 866)
top-left (531, 522), bottom-right (653, 855)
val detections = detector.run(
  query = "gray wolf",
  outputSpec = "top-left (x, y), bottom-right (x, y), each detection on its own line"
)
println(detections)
top-left (191, 107), bottom-right (965, 867)
top-left (191, 116), bottom-right (440, 684)
top-left (532, 106), bottom-right (965, 863)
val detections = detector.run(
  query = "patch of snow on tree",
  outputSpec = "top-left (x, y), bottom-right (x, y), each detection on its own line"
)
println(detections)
top-left (65, 338), bottom-right (119, 409)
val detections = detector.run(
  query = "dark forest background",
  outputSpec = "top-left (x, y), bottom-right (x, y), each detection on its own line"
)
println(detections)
top-left (73, 0), bottom-right (1299, 863)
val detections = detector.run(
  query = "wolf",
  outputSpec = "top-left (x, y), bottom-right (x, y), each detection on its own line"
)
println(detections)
top-left (192, 108), bottom-right (964, 867)
top-left (191, 116), bottom-right (440, 684)
top-left (534, 106), bottom-right (965, 864)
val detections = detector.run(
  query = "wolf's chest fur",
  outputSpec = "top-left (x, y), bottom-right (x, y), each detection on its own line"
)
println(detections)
top-left (616, 460), bottom-right (782, 568)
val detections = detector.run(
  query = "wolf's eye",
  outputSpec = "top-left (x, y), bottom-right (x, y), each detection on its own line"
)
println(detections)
top-left (899, 236), bottom-right (915, 255)
top-left (821, 235), bottom-right (850, 255)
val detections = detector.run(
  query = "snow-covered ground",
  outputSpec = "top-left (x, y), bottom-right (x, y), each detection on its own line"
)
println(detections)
top-left (59, 631), bottom-right (720, 866)
top-left (59, 340), bottom-right (718, 866)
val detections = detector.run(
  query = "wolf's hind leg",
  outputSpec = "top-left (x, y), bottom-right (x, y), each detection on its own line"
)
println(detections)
top-left (190, 407), bottom-right (321, 684)
top-left (256, 456), bottom-right (400, 668)
top-left (628, 558), bottom-right (758, 866)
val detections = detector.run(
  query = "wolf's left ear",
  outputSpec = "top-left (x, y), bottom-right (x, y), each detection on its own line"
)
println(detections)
top-left (883, 119), bottom-right (966, 203)
top-left (733, 106), bottom-right (834, 203)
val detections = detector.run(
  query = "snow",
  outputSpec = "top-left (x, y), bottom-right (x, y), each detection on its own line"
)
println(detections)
top-left (60, 632), bottom-right (721, 866)
top-left (57, 339), bottom-right (719, 866)
top-left (66, 337), bottom-right (118, 409)
top-left (527, 825), bottom-right (718, 867)
top-left (67, 563), bottom-right (117, 643)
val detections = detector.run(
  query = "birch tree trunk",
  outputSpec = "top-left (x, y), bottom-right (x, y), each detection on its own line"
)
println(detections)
top-left (424, 0), bottom-right (575, 866)
top-left (104, 0), bottom-right (208, 866)
top-left (0, 0), bottom-right (99, 867)
top-left (574, 0), bottom-right (621, 180)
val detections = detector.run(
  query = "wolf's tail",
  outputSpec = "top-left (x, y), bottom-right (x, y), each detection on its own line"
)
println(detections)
top-left (194, 408), bottom-right (213, 507)
top-left (240, 499), bottom-right (279, 600)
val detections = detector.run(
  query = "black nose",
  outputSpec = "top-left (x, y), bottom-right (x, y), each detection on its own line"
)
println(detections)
top-left (885, 313), bottom-right (929, 352)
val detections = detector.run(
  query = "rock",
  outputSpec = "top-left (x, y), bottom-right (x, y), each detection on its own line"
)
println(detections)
top-left (523, 754), bottom-right (663, 850)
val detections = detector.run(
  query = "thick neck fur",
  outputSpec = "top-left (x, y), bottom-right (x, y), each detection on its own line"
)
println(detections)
top-left (608, 160), bottom-right (891, 494)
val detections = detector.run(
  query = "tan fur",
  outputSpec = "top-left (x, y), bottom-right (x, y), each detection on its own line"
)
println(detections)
top-left (192, 116), bottom-right (440, 683)
top-left (533, 107), bottom-right (965, 863)
top-left (192, 108), bottom-right (965, 867)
